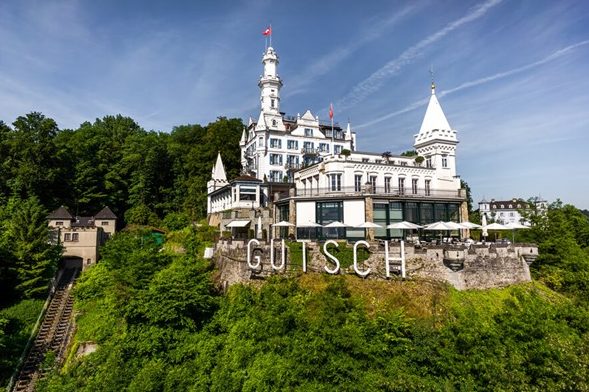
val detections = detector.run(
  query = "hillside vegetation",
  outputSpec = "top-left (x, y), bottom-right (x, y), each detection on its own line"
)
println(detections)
top-left (37, 203), bottom-right (589, 391)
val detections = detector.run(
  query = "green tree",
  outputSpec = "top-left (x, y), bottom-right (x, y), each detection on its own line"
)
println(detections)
top-left (2, 197), bottom-right (61, 298)
top-left (2, 113), bottom-right (65, 208)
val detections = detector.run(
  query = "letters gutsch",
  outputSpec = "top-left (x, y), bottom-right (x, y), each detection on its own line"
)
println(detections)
top-left (247, 239), bottom-right (406, 278)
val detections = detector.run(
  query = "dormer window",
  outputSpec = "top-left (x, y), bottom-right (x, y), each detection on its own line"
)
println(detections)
top-left (56, 221), bottom-right (63, 226)
top-left (304, 128), bottom-right (313, 137)
top-left (272, 119), bottom-right (277, 127)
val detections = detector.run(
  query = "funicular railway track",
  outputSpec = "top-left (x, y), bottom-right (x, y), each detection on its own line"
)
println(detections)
top-left (11, 268), bottom-right (80, 392)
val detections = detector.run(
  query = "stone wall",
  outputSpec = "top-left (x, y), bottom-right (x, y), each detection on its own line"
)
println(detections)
top-left (213, 240), bottom-right (538, 291)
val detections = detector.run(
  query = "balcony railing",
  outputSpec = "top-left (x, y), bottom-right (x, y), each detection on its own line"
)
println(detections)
top-left (281, 186), bottom-right (464, 200)
top-left (301, 147), bottom-right (320, 155)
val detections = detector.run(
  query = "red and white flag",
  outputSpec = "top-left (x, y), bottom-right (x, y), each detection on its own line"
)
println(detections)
top-left (262, 26), bottom-right (272, 36)
top-left (329, 103), bottom-right (334, 120)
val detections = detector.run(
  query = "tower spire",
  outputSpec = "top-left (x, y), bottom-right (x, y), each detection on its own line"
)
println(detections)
top-left (430, 65), bottom-right (436, 95)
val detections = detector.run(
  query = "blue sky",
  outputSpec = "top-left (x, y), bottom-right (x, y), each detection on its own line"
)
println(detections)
top-left (1, 0), bottom-right (588, 209)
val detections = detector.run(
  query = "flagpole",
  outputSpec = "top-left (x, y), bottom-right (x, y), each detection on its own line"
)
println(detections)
top-left (269, 23), bottom-right (272, 47)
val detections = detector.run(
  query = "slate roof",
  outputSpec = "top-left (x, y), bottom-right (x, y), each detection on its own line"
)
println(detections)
top-left (47, 206), bottom-right (74, 220)
top-left (94, 206), bottom-right (117, 219)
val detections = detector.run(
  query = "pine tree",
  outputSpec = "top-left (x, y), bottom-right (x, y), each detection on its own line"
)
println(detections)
top-left (3, 197), bottom-right (61, 298)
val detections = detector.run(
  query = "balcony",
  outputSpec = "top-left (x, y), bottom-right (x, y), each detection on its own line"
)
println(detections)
top-left (284, 162), bottom-right (302, 171)
top-left (301, 147), bottom-right (320, 156)
top-left (279, 186), bottom-right (464, 200)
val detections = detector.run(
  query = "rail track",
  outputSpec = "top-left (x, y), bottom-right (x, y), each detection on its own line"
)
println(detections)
top-left (11, 268), bottom-right (79, 392)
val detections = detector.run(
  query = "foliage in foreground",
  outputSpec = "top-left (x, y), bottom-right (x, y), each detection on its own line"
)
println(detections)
top-left (37, 226), bottom-right (589, 391)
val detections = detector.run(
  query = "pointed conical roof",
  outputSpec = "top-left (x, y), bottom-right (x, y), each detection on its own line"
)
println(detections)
top-left (255, 110), bottom-right (267, 130)
top-left (94, 206), bottom-right (117, 219)
top-left (212, 152), bottom-right (227, 181)
top-left (240, 128), bottom-right (247, 144)
top-left (414, 84), bottom-right (457, 147)
top-left (48, 206), bottom-right (74, 220)
top-left (418, 86), bottom-right (451, 134)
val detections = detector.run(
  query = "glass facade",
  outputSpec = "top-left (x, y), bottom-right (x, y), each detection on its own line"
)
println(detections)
top-left (371, 201), bottom-right (460, 240)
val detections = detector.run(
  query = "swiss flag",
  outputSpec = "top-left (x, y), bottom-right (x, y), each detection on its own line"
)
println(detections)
top-left (262, 26), bottom-right (272, 36)
top-left (329, 103), bottom-right (334, 120)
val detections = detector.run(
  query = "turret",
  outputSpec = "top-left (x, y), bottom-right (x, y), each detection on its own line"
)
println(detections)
top-left (413, 82), bottom-right (459, 185)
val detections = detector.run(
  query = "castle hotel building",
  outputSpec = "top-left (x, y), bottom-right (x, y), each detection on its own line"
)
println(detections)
top-left (207, 44), bottom-right (467, 239)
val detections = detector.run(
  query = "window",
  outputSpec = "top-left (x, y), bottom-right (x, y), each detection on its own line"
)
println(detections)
top-left (64, 233), bottom-right (71, 241)
top-left (384, 177), bottom-right (392, 193)
top-left (509, 212), bottom-right (514, 217)
top-left (271, 99), bottom-right (275, 108)
top-left (501, 204), bottom-right (505, 209)
top-left (72, 233), bottom-right (79, 242)
top-left (355, 174), bottom-right (362, 192)
top-left (442, 155), bottom-right (448, 168)
top-left (269, 138), bottom-right (281, 148)
top-left (329, 174), bottom-right (342, 191)
top-left (334, 145), bottom-right (343, 154)
top-left (412, 178), bottom-right (418, 194)
top-left (425, 179), bottom-right (431, 196)
top-left (375, 159), bottom-right (382, 164)
top-left (508, 204), bottom-right (513, 209)
top-left (287, 140), bottom-right (298, 150)
top-left (101, 221), bottom-right (109, 226)
top-left (369, 175), bottom-right (377, 192)
top-left (304, 128), bottom-right (313, 137)
top-left (362, 158), bottom-right (369, 163)
top-left (56, 221), bottom-right (63, 226)
top-left (303, 141), bottom-right (314, 151)
top-left (316, 201), bottom-right (344, 239)
top-left (319, 143), bottom-right (329, 153)
top-left (286, 155), bottom-right (299, 165)
top-left (334, 130), bottom-right (343, 139)
top-left (269, 170), bottom-right (283, 182)
top-left (269, 153), bottom-right (283, 165)
top-left (426, 157), bottom-right (432, 168)
top-left (272, 119), bottom-right (277, 126)
top-left (239, 186), bottom-right (257, 201)
top-left (398, 177), bottom-right (405, 195)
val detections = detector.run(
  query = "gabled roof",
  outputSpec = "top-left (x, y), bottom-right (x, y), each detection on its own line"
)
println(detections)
top-left (94, 206), bottom-right (117, 219)
top-left (48, 206), bottom-right (74, 220)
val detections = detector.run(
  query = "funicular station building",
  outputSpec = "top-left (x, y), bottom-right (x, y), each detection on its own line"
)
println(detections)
top-left (207, 43), bottom-right (467, 240)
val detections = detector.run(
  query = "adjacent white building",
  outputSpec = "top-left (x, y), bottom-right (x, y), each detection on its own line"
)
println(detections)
top-left (478, 197), bottom-right (547, 225)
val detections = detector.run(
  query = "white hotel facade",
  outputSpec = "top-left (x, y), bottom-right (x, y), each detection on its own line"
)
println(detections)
top-left (207, 44), bottom-right (467, 239)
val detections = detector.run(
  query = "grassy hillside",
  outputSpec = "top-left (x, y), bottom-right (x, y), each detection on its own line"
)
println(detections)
top-left (37, 228), bottom-right (589, 392)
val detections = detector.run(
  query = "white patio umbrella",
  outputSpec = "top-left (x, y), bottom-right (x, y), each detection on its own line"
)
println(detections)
top-left (272, 221), bottom-right (295, 239)
top-left (424, 221), bottom-right (455, 243)
top-left (482, 214), bottom-right (488, 239)
top-left (297, 221), bottom-right (323, 240)
top-left (444, 221), bottom-right (466, 230)
top-left (386, 221), bottom-right (422, 229)
top-left (483, 222), bottom-right (509, 242)
top-left (272, 221), bottom-right (295, 227)
top-left (483, 222), bottom-right (509, 230)
top-left (504, 221), bottom-right (529, 242)
top-left (424, 221), bottom-right (454, 230)
top-left (459, 221), bottom-right (481, 229)
top-left (324, 221), bottom-right (349, 228)
top-left (354, 222), bottom-right (382, 228)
